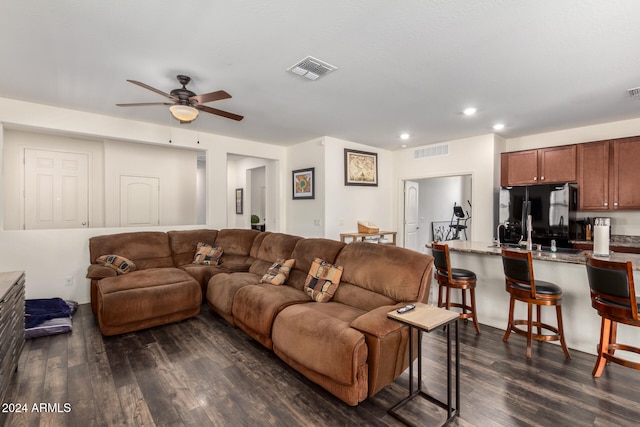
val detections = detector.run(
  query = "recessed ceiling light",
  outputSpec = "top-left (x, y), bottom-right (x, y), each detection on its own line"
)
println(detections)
top-left (463, 107), bottom-right (477, 116)
top-left (400, 133), bottom-right (410, 140)
top-left (493, 123), bottom-right (505, 130)
top-left (401, 144), bottom-right (408, 148)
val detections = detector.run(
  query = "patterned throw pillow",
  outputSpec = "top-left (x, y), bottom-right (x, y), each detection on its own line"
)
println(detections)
top-left (96, 254), bottom-right (137, 275)
top-left (192, 242), bottom-right (224, 265)
top-left (304, 258), bottom-right (343, 303)
top-left (260, 258), bottom-right (295, 285)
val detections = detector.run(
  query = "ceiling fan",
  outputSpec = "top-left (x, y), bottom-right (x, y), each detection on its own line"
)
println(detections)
top-left (117, 75), bottom-right (243, 123)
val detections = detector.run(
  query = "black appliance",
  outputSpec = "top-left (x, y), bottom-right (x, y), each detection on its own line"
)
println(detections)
top-left (498, 183), bottom-right (578, 248)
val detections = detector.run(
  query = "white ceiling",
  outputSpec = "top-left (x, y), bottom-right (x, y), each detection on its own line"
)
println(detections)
top-left (1, 1), bottom-right (640, 150)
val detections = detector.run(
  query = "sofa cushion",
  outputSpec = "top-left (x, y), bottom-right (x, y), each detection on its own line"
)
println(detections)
top-left (96, 267), bottom-right (201, 334)
top-left (333, 242), bottom-right (433, 310)
top-left (249, 233), bottom-right (303, 276)
top-left (89, 231), bottom-right (174, 270)
top-left (168, 229), bottom-right (218, 266)
top-left (193, 242), bottom-right (223, 265)
top-left (232, 284), bottom-right (310, 348)
top-left (304, 258), bottom-right (343, 303)
top-left (272, 302), bottom-right (367, 385)
top-left (286, 238), bottom-right (346, 291)
top-left (260, 258), bottom-right (295, 285)
top-left (96, 254), bottom-right (137, 274)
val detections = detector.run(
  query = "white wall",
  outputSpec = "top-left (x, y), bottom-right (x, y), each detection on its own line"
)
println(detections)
top-left (324, 137), bottom-right (393, 241)
top-left (2, 129), bottom-right (105, 229)
top-left (287, 138), bottom-right (325, 237)
top-left (0, 97), bottom-right (287, 303)
top-left (103, 139), bottom-right (198, 227)
top-left (394, 134), bottom-right (498, 246)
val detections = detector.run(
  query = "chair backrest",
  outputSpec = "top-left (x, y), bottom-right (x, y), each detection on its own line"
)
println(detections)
top-left (501, 249), bottom-right (536, 297)
top-left (431, 242), bottom-right (451, 280)
top-left (585, 254), bottom-right (638, 321)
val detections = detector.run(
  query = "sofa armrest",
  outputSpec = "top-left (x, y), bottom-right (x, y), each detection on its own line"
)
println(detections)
top-left (350, 303), bottom-right (407, 338)
top-left (86, 264), bottom-right (117, 280)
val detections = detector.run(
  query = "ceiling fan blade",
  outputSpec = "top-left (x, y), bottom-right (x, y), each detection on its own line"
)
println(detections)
top-left (127, 80), bottom-right (177, 100)
top-left (190, 90), bottom-right (232, 104)
top-left (116, 102), bottom-right (173, 107)
top-left (198, 105), bottom-right (244, 121)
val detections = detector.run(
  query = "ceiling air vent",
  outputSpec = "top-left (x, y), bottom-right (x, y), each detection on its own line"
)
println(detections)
top-left (287, 56), bottom-right (337, 81)
top-left (414, 144), bottom-right (449, 160)
top-left (628, 87), bottom-right (640, 98)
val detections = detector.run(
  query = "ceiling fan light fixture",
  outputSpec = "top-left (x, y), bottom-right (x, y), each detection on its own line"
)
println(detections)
top-left (169, 104), bottom-right (199, 122)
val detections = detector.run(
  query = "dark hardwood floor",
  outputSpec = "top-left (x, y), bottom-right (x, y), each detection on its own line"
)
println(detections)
top-left (3, 304), bottom-right (640, 427)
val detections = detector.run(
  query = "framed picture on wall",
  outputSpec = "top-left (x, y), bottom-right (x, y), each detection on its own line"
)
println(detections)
top-left (235, 188), bottom-right (243, 214)
top-left (344, 149), bottom-right (378, 186)
top-left (292, 167), bottom-right (315, 199)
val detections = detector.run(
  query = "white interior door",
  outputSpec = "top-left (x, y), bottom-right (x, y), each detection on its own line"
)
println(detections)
top-left (120, 175), bottom-right (159, 226)
top-left (404, 180), bottom-right (419, 251)
top-left (24, 149), bottom-right (88, 229)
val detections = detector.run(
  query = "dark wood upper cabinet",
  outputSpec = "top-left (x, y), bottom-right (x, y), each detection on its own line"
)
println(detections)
top-left (578, 141), bottom-right (610, 210)
top-left (577, 136), bottom-right (640, 211)
top-left (501, 145), bottom-right (577, 186)
top-left (611, 136), bottom-right (640, 210)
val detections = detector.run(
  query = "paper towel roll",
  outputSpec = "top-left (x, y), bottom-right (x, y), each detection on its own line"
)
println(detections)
top-left (593, 222), bottom-right (610, 256)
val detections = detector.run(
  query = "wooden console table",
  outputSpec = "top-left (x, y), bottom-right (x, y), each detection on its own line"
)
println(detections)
top-left (339, 231), bottom-right (397, 246)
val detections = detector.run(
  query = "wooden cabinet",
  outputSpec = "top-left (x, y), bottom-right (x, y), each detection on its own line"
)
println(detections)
top-left (578, 141), bottom-right (610, 210)
top-left (0, 271), bottom-right (25, 406)
top-left (501, 145), bottom-right (577, 186)
top-left (611, 136), bottom-right (640, 210)
top-left (578, 136), bottom-right (640, 211)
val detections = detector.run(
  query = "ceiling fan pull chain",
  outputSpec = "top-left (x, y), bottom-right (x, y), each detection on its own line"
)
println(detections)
top-left (168, 111), bottom-right (173, 143)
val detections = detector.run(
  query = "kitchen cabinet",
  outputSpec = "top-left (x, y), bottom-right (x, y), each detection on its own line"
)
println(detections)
top-left (611, 136), bottom-right (640, 209)
top-left (577, 141), bottom-right (610, 210)
top-left (500, 145), bottom-right (577, 186)
top-left (578, 136), bottom-right (640, 211)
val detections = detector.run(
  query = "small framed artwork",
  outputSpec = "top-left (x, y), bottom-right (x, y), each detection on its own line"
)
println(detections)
top-left (344, 149), bottom-right (378, 186)
top-left (292, 167), bottom-right (315, 199)
top-left (235, 188), bottom-right (243, 214)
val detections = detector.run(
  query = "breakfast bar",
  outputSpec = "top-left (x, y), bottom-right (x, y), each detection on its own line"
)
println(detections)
top-left (427, 241), bottom-right (640, 356)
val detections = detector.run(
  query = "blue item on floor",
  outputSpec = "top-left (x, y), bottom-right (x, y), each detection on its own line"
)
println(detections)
top-left (25, 297), bottom-right (71, 328)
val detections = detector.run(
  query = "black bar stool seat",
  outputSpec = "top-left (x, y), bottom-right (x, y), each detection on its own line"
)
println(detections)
top-left (432, 242), bottom-right (480, 334)
top-left (501, 249), bottom-right (571, 359)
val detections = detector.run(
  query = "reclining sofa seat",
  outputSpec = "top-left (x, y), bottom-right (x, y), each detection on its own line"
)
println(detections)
top-left (231, 237), bottom-right (346, 349)
top-left (206, 232), bottom-right (302, 327)
top-left (87, 231), bottom-right (201, 336)
top-left (271, 242), bottom-right (434, 406)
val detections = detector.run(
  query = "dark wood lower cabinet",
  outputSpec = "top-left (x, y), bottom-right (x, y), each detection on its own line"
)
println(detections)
top-left (0, 271), bottom-right (25, 406)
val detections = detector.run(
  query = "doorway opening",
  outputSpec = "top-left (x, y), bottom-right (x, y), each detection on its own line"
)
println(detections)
top-left (403, 175), bottom-right (472, 253)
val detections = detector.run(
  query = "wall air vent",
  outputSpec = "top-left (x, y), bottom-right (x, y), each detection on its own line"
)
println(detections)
top-left (628, 87), bottom-right (640, 98)
top-left (414, 144), bottom-right (449, 160)
top-left (287, 56), bottom-right (337, 81)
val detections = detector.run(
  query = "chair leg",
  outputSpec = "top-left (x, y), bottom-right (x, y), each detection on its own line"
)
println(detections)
top-left (526, 303), bottom-right (533, 359)
top-left (609, 321), bottom-right (618, 356)
top-left (536, 305), bottom-right (542, 335)
top-left (461, 289), bottom-right (468, 317)
top-left (555, 304), bottom-right (571, 359)
top-left (593, 318), bottom-right (611, 377)
top-left (469, 287), bottom-right (480, 334)
top-left (503, 296), bottom-right (515, 341)
top-left (437, 283), bottom-right (444, 307)
top-left (445, 285), bottom-right (452, 310)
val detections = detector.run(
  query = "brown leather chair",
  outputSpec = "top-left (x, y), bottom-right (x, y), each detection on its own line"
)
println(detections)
top-left (501, 249), bottom-right (570, 359)
top-left (431, 242), bottom-right (480, 334)
top-left (585, 254), bottom-right (640, 377)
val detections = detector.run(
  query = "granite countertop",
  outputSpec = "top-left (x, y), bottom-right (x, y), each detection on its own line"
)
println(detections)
top-left (572, 235), bottom-right (640, 248)
top-left (427, 240), bottom-right (640, 270)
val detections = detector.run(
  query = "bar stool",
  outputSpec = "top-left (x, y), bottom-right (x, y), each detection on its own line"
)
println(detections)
top-left (501, 249), bottom-right (571, 359)
top-left (431, 242), bottom-right (480, 334)
top-left (585, 254), bottom-right (640, 377)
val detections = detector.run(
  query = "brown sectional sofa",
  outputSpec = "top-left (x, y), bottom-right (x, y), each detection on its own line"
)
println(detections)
top-left (86, 228), bottom-right (434, 406)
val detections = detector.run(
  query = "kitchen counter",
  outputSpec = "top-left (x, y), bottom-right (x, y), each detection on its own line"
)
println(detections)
top-left (424, 240), bottom-right (640, 357)
top-left (435, 240), bottom-right (640, 270)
